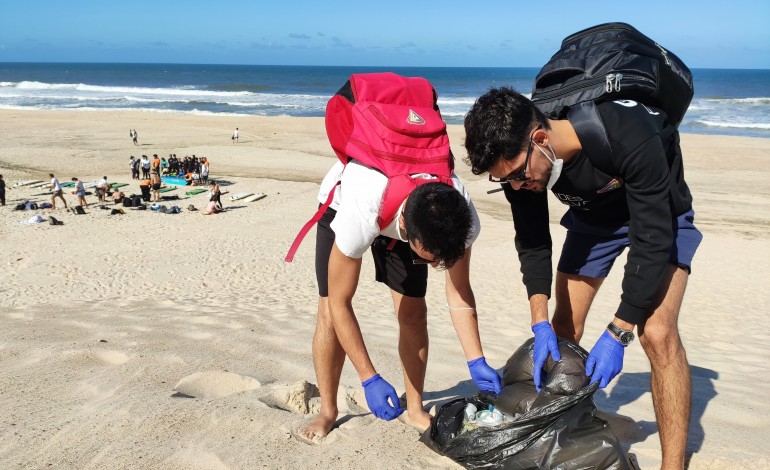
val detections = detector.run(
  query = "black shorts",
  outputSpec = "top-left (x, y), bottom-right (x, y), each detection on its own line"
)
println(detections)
top-left (315, 207), bottom-right (427, 298)
top-left (152, 183), bottom-right (161, 190)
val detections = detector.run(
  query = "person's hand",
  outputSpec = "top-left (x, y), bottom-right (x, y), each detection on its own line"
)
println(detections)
top-left (585, 330), bottom-right (625, 388)
top-left (467, 356), bottom-right (502, 394)
top-left (362, 374), bottom-right (403, 420)
top-left (532, 321), bottom-right (561, 392)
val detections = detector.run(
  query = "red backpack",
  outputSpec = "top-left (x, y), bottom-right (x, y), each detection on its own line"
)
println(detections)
top-left (285, 72), bottom-right (454, 262)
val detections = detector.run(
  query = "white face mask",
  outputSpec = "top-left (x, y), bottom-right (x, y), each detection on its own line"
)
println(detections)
top-left (533, 143), bottom-right (563, 190)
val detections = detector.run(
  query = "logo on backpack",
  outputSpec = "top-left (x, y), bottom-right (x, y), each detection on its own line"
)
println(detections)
top-left (407, 109), bottom-right (426, 125)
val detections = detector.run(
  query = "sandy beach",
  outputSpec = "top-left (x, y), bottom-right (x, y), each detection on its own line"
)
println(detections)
top-left (1, 108), bottom-right (769, 469)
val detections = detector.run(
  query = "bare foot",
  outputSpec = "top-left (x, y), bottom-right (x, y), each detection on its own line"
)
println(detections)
top-left (398, 408), bottom-right (431, 432)
top-left (298, 412), bottom-right (337, 440)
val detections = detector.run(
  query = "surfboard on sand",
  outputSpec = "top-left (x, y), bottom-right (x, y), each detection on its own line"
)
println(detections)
top-left (229, 192), bottom-right (254, 201)
top-left (110, 183), bottom-right (129, 189)
top-left (29, 181), bottom-right (50, 188)
top-left (159, 187), bottom-right (177, 193)
top-left (243, 193), bottom-right (267, 203)
top-left (185, 188), bottom-right (207, 196)
top-left (15, 180), bottom-right (43, 187)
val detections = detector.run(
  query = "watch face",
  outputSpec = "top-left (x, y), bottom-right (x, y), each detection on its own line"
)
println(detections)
top-left (618, 331), bottom-right (634, 345)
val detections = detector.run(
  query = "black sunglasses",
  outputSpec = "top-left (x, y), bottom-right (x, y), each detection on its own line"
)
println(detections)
top-left (488, 126), bottom-right (541, 184)
top-left (409, 248), bottom-right (446, 270)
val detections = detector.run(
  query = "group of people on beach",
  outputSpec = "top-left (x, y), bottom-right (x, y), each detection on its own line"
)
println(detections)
top-left (295, 73), bottom-right (701, 470)
top-left (129, 154), bottom-right (209, 185)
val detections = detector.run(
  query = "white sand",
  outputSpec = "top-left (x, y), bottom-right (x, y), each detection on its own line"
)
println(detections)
top-left (0, 109), bottom-right (769, 469)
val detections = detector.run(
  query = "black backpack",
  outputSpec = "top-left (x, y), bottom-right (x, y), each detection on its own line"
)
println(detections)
top-left (531, 22), bottom-right (693, 128)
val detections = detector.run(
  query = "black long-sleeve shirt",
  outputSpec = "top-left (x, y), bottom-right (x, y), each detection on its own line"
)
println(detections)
top-left (503, 100), bottom-right (693, 325)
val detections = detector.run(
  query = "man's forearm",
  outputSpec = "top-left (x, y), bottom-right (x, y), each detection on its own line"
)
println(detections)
top-left (328, 298), bottom-right (377, 382)
top-left (449, 309), bottom-right (484, 360)
top-left (529, 293), bottom-right (549, 326)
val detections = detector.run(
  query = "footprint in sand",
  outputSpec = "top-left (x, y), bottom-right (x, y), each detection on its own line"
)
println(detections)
top-left (91, 350), bottom-right (131, 365)
top-left (173, 371), bottom-right (261, 399)
top-left (259, 380), bottom-right (321, 414)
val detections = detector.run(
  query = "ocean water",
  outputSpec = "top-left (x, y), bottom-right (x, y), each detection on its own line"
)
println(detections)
top-left (0, 63), bottom-right (768, 138)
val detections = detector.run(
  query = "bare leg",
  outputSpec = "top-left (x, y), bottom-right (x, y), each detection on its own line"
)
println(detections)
top-left (299, 297), bottom-right (346, 439)
top-left (638, 266), bottom-right (690, 470)
top-left (391, 291), bottom-right (431, 431)
top-left (551, 271), bottom-right (604, 343)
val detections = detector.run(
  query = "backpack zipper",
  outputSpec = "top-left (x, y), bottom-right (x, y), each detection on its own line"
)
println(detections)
top-left (532, 73), bottom-right (656, 103)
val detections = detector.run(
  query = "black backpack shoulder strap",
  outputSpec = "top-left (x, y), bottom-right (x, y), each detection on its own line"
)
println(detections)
top-left (567, 102), bottom-right (616, 176)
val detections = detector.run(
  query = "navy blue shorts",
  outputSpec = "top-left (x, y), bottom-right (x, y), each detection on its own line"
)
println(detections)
top-left (557, 209), bottom-right (703, 278)
top-left (315, 207), bottom-right (428, 298)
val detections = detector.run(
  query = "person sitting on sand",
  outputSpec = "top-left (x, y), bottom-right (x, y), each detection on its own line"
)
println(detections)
top-left (112, 190), bottom-right (125, 205)
top-left (71, 177), bottom-right (88, 208)
top-left (203, 200), bottom-right (220, 215)
top-left (191, 171), bottom-right (201, 186)
top-left (184, 172), bottom-right (193, 185)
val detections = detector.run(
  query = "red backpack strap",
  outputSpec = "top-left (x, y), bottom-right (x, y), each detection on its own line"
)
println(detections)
top-left (284, 180), bottom-right (340, 263)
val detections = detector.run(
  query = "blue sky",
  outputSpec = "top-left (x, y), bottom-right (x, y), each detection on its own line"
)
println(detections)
top-left (1, 0), bottom-right (768, 68)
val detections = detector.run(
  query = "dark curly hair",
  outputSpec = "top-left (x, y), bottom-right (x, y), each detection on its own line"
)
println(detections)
top-left (463, 87), bottom-right (550, 175)
top-left (403, 182), bottom-right (471, 268)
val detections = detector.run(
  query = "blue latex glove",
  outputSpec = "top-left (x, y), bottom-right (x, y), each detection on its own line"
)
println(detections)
top-left (586, 330), bottom-right (626, 388)
top-left (532, 321), bottom-right (561, 392)
top-left (362, 374), bottom-right (403, 421)
top-left (467, 356), bottom-right (502, 394)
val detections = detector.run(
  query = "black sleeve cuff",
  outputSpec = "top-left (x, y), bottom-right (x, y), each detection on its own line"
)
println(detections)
top-left (615, 301), bottom-right (646, 325)
top-left (525, 278), bottom-right (551, 299)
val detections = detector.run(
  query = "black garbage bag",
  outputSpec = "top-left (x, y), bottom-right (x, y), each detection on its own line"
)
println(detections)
top-left (422, 338), bottom-right (635, 469)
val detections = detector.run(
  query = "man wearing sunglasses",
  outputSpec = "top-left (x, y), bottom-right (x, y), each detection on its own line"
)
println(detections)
top-left (464, 87), bottom-right (702, 469)
top-left (299, 160), bottom-right (502, 441)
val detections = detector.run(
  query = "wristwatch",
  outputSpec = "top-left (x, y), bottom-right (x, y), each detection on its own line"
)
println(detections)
top-left (607, 322), bottom-right (635, 346)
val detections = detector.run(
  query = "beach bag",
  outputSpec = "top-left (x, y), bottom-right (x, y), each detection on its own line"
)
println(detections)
top-left (72, 205), bottom-right (86, 215)
top-left (123, 197), bottom-right (134, 208)
top-left (24, 201), bottom-right (38, 211)
top-left (531, 22), bottom-right (693, 128)
top-left (131, 195), bottom-right (143, 206)
top-left (424, 338), bottom-right (635, 469)
top-left (14, 203), bottom-right (25, 211)
top-left (285, 72), bottom-right (453, 262)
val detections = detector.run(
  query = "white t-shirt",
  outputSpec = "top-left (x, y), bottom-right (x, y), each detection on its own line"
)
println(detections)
top-left (98, 178), bottom-right (108, 188)
top-left (50, 178), bottom-right (61, 192)
top-left (317, 160), bottom-right (481, 259)
top-left (74, 181), bottom-right (85, 193)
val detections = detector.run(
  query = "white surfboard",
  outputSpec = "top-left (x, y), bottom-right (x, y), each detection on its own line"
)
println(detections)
top-left (229, 192), bottom-right (254, 201)
top-left (83, 181), bottom-right (98, 189)
top-left (15, 180), bottom-right (43, 187)
top-left (29, 181), bottom-right (50, 188)
top-left (243, 193), bottom-right (267, 203)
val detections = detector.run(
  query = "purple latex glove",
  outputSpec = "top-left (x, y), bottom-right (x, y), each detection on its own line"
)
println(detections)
top-left (586, 330), bottom-right (625, 388)
top-left (532, 321), bottom-right (561, 392)
top-left (467, 356), bottom-right (502, 394)
top-left (362, 374), bottom-right (403, 420)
